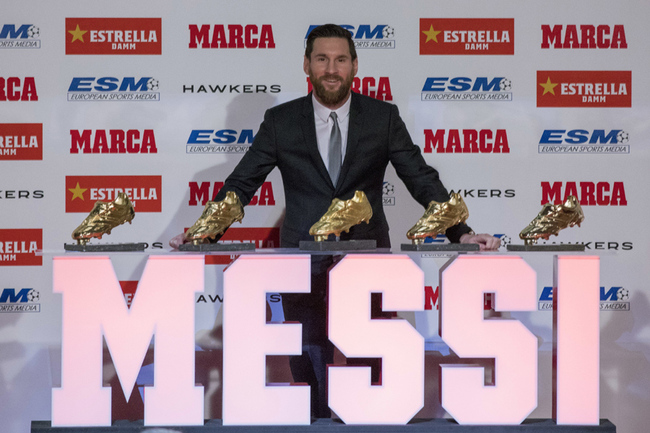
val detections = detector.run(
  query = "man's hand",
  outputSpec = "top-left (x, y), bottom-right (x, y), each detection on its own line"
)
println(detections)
top-left (459, 233), bottom-right (500, 251)
top-left (169, 233), bottom-right (188, 249)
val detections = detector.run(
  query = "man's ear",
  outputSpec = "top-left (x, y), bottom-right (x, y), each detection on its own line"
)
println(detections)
top-left (303, 56), bottom-right (310, 75)
top-left (352, 57), bottom-right (359, 76)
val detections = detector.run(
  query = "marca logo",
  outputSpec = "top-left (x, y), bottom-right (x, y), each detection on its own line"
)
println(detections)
top-left (541, 181), bottom-right (627, 206)
top-left (0, 24), bottom-right (41, 49)
top-left (420, 18), bottom-right (514, 55)
top-left (188, 181), bottom-right (275, 206)
top-left (424, 129), bottom-right (510, 153)
top-left (538, 129), bottom-right (629, 154)
top-left (66, 18), bottom-right (161, 55)
top-left (538, 286), bottom-right (630, 311)
top-left (66, 175), bottom-right (162, 212)
top-left (188, 24), bottom-right (275, 49)
top-left (0, 288), bottom-right (41, 313)
top-left (306, 24), bottom-right (395, 49)
top-left (421, 77), bottom-right (512, 101)
top-left (307, 76), bottom-right (393, 101)
top-left (0, 123), bottom-right (42, 160)
top-left (541, 25), bottom-right (627, 49)
top-left (537, 71), bottom-right (631, 107)
top-left (68, 77), bottom-right (159, 101)
top-left (0, 229), bottom-right (42, 266)
top-left (182, 83), bottom-right (280, 94)
top-left (70, 129), bottom-right (157, 154)
top-left (0, 77), bottom-right (38, 101)
top-left (186, 129), bottom-right (255, 154)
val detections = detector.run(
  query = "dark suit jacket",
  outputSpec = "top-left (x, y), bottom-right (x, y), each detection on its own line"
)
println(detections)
top-left (215, 92), bottom-right (471, 248)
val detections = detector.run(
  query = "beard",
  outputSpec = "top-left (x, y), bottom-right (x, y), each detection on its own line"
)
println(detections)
top-left (309, 70), bottom-right (355, 107)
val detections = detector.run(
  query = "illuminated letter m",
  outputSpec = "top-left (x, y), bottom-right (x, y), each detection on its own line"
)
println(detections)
top-left (52, 256), bottom-right (204, 426)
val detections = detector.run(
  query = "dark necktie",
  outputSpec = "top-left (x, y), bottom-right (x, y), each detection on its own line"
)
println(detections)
top-left (328, 112), bottom-right (342, 185)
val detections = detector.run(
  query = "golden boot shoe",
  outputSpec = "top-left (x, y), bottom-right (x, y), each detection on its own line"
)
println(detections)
top-left (406, 192), bottom-right (469, 244)
top-left (309, 190), bottom-right (373, 242)
top-left (72, 192), bottom-right (135, 245)
top-left (184, 191), bottom-right (245, 245)
top-left (519, 195), bottom-right (584, 245)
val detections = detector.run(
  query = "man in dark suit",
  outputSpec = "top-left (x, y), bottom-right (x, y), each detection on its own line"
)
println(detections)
top-left (180, 24), bottom-right (499, 417)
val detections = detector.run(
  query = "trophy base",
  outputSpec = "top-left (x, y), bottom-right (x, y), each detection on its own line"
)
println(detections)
top-left (401, 243), bottom-right (480, 252)
top-left (64, 242), bottom-right (147, 252)
top-left (178, 242), bottom-right (255, 252)
top-left (507, 244), bottom-right (586, 252)
top-left (299, 239), bottom-right (377, 251)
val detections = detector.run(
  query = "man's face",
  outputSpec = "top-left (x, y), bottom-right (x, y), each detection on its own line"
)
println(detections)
top-left (304, 37), bottom-right (358, 109)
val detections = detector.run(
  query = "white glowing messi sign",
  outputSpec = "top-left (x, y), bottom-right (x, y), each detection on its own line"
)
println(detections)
top-left (52, 254), bottom-right (599, 426)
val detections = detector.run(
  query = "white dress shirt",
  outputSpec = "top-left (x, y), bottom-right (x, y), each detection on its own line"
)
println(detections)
top-left (312, 93), bottom-right (351, 174)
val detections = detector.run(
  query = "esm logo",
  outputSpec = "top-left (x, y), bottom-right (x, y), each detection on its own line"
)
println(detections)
top-left (421, 77), bottom-right (512, 101)
top-left (68, 77), bottom-right (159, 101)
top-left (0, 288), bottom-right (41, 313)
top-left (541, 181), bottom-right (627, 206)
top-left (186, 129), bottom-right (255, 154)
top-left (305, 25), bottom-right (395, 49)
top-left (0, 24), bottom-right (41, 48)
top-left (307, 76), bottom-right (393, 101)
top-left (538, 129), bottom-right (629, 154)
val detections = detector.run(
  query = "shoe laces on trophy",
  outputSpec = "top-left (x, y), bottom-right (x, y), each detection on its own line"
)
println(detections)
top-left (519, 195), bottom-right (584, 245)
top-left (72, 192), bottom-right (136, 245)
top-left (406, 192), bottom-right (469, 245)
top-left (184, 191), bottom-right (245, 245)
top-left (309, 190), bottom-right (373, 242)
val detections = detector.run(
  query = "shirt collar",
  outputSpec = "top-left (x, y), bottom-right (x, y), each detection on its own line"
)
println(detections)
top-left (312, 92), bottom-right (351, 123)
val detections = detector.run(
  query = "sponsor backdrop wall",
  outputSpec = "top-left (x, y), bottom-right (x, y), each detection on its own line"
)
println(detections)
top-left (1, 0), bottom-right (649, 432)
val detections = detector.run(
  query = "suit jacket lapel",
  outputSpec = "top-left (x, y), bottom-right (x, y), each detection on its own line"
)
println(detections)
top-left (337, 92), bottom-right (363, 191)
top-left (301, 94), bottom-right (335, 189)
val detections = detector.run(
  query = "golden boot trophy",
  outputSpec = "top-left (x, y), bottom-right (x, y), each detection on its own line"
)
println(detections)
top-left (184, 191), bottom-right (244, 245)
top-left (406, 192), bottom-right (469, 244)
top-left (309, 190), bottom-right (373, 242)
top-left (519, 195), bottom-right (584, 245)
top-left (71, 192), bottom-right (135, 245)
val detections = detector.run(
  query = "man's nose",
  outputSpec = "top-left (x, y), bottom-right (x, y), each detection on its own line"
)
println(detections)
top-left (325, 60), bottom-right (337, 74)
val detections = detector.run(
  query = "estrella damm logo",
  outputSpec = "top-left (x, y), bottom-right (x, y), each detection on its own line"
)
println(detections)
top-left (420, 18), bottom-right (514, 55)
top-left (0, 24), bottom-right (41, 49)
top-left (0, 229), bottom-right (42, 266)
top-left (0, 123), bottom-right (42, 160)
top-left (66, 175), bottom-right (162, 212)
top-left (537, 71), bottom-right (631, 107)
top-left (66, 18), bottom-right (161, 55)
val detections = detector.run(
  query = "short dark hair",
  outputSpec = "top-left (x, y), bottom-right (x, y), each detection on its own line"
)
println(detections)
top-left (305, 24), bottom-right (357, 61)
